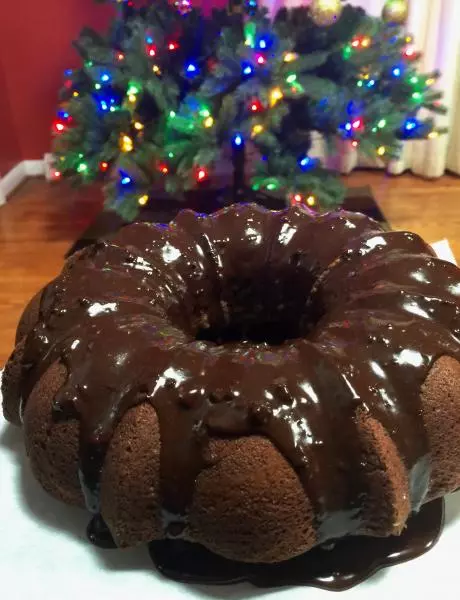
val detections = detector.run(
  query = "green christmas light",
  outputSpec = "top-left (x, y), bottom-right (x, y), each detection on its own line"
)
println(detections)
top-left (127, 83), bottom-right (140, 95)
top-left (378, 119), bottom-right (387, 128)
top-left (77, 163), bottom-right (88, 173)
top-left (286, 74), bottom-right (297, 84)
top-left (169, 110), bottom-right (176, 118)
top-left (244, 22), bottom-right (256, 48)
top-left (343, 45), bottom-right (352, 60)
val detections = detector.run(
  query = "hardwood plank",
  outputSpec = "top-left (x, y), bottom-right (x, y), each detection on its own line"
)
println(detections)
top-left (1, 172), bottom-right (459, 365)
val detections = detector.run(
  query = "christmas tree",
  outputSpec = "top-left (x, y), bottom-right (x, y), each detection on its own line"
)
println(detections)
top-left (52, 0), bottom-right (446, 220)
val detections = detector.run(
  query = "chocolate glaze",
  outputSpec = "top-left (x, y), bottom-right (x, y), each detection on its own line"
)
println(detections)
top-left (16, 204), bottom-right (460, 576)
top-left (148, 498), bottom-right (444, 591)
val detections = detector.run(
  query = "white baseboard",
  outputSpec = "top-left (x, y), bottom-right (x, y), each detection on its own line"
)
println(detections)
top-left (0, 157), bottom-right (47, 205)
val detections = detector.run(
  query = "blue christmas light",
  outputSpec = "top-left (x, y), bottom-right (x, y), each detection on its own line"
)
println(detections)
top-left (258, 38), bottom-right (267, 49)
top-left (64, 69), bottom-right (73, 77)
top-left (100, 101), bottom-right (109, 111)
top-left (146, 36), bottom-right (154, 44)
top-left (367, 79), bottom-right (376, 88)
top-left (58, 110), bottom-right (70, 119)
top-left (233, 134), bottom-right (244, 147)
top-left (345, 122), bottom-right (352, 131)
top-left (405, 118), bottom-right (418, 131)
top-left (185, 63), bottom-right (198, 77)
top-left (121, 175), bottom-right (132, 186)
top-left (242, 63), bottom-right (253, 76)
top-left (101, 72), bottom-right (111, 83)
top-left (392, 67), bottom-right (402, 77)
top-left (299, 156), bottom-right (315, 171)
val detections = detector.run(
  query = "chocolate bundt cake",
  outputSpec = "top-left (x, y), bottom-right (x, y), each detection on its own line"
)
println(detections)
top-left (3, 203), bottom-right (460, 568)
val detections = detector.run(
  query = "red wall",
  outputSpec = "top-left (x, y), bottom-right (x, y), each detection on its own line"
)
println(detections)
top-left (0, 56), bottom-right (22, 174)
top-left (0, 0), bottom-right (110, 163)
top-left (0, 1), bottom-right (226, 166)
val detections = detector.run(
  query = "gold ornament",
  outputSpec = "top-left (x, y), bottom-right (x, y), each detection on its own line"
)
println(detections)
top-left (310, 0), bottom-right (343, 27)
top-left (382, 0), bottom-right (409, 25)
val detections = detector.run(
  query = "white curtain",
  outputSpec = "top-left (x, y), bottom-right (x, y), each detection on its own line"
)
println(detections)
top-left (267, 0), bottom-right (460, 177)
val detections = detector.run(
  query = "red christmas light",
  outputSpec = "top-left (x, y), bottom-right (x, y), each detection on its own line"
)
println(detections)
top-left (196, 167), bottom-right (208, 182)
top-left (100, 161), bottom-right (109, 172)
top-left (53, 120), bottom-right (66, 133)
top-left (147, 45), bottom-right (157, 57)
top-left (352, 117), bottom-right (363, 131)
top-left (250, 99), bottom-right (263, 113)
top-left (53, 170), bottom-right (62, 180)
top-left (117, 52), bottom-right (125, 61)
top-left (291, 193), bottom-right (303, 205)
top-left (256, 54), bottom-right (266, 65)
top-left (168, 42), bottom-right (179, 51)
top-left (351, 140), bottom-right (359, 148)
top-left (158, 163), bottom-right (169, 175)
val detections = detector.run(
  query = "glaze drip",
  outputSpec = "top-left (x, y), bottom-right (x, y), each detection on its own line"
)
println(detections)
top-left (17, 204), bottom-right (460, 553)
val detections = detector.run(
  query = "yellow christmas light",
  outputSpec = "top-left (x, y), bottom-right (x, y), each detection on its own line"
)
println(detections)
top-left (284, 52), bottom-right (298, 63)
top-left (426, 77), bottom-right (435, 86)
top-left (306, 195), bottom-right (316, 207)
top-left (152, 65), bottom-right (161, 74)
top-left (377, 146), bottom-right (386, 156)
top-left (134, 121), bottom-right (144, 131)
top-left (138, 195), bottom-right (149, 206)
top-left (428, 131), bottom-right (439, 139)
top-left (251, 124), bottom-right (264, 136)
top-left (128, 94), bottom-right (137, 103)
top-left (73, 91), bottom-right (79, 97)
top-left (361, 36), bottom-right (371, 48)
top-left (270, 87), bottom-right (283, 107)
top-left (121, 135), bottom-right (134, 152)
top-left (204, 116), bottom-right (214, 128)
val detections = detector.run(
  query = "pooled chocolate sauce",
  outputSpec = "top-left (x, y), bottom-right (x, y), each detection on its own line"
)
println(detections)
top-left (14, 204), bottom-right (460, 583)
top-left (147, 498), bottom-right (444, 591)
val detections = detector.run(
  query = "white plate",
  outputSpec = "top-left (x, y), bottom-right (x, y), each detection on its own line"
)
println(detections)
top-left (1, 240), bottom-right (459, 600)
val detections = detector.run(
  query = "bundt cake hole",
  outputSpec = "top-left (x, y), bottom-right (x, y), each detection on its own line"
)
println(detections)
top-left (195, 262), bottom-right (323, 345)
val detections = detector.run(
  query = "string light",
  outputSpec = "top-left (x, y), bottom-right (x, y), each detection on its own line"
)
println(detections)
top-left (199, 108), bottom-right (211, 118)
top-left (412, 91), bottom-right (423, 102)
top-left (117, 52), bottom-right (125, 61)
top-left (242, 63), bottom-right (254, 76)
top-left (405, 118), bottom-right (418, 131)
top-left (299, 156), bottom-right (313, 171)
top-left (270, 87), bottom-right (283, 107)
top-left (426, 77), bottom-right (435, 86)
top-left (138, 195), bottom-right (149, 206)
top-left (73, 91), bottom-right (80, 98)
top-left (232, 134), bottom-right (244, 147)
top-left (306, 195), bottom-right (316, 207)
top-left (284, 52), bottom-right (298, 63)
top-left (101, 72), bottom-right (111, 83)
top-left (152, 65), bottom-right (161, 74)
top-left (377, 146), bottom-right (386, 156)
top-left (100, 161), bottom-right (109, 172)
top-left (377, 119), bottom-right (387, 129)
top-left (352, 117), bottom-right (363, 130)
top-left (250, 99), bottom-right (263, 113)
top-left (158, 163), bottom-right (169, 174)
top-left (343, 45), bottom-right (352, 60)
top-left (258, 38), bottom-right (268, 50)
top-left (53, 170), bottom-right (62, 180)
top-left (204, 116), bottom-right (214, 128)
top-left (286, 74), bottom-right (297, 84)
top-left (168, 42), bottom-right (179, 51)
top-left (94, 83), bottom-right (102, 90)
top-left (169, 110), bottom-right (176, 118)
top-left (351, 140), bottom-right (359, 148)
top-left (147, 46), bottom-right (157, 57)
top-left (251, 124), bottom-right (264, 136)
top-left (127, 83), bottom-right (140, 95)
top-left (77, 163), bottom-right (88, 173)
top-left (121, 175), bottom-right (132, 186)
top-left (120, 135), bottom-right (134, 152)
top-left (185, 63), bottom-right (198, 77)
top-left (428, 131), bottom-right (439, 139)
top-left (392, 67), bottom-right (402, 77)
top-left (54, 121), bottom-right (65, 133)
top-left (266, 182), bottom-right (278, 191)
top-left (292, 193), bottom-right (303, 204)
top-left (196, 167), bottom-right (208, 182)
top-left (256, 55), bottom-right (266, 65)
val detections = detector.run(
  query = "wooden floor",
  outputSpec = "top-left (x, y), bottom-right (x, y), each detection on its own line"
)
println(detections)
top-left (1, 172), bottom-right (460, 365)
